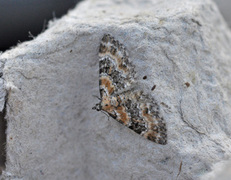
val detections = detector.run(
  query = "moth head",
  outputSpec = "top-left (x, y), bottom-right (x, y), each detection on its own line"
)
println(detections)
top-left (92, 95), bottom-right (102, 111)
top-left (92, 103), bottom-right (102, 111)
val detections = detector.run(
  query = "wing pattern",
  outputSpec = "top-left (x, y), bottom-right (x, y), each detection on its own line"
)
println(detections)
top-left (95, 34), bottom-right (167, 145)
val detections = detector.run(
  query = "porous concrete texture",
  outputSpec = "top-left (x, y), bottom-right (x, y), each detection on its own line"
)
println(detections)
top-left (201, 159), bottom-right (231, 180)
top-left (0, 0), bottom-right (231, 179)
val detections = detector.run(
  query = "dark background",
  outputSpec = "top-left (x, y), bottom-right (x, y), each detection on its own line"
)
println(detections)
top-left (0, 0), bottom-right (82, 51)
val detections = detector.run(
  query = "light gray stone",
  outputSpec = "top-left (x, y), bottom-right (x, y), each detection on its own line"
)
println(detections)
top-left (0, 0), bottom-right (231, 179)
top-left (201, 160), bottom-right (231, 180)
top-left (0, 59), bottom-right (6, 112)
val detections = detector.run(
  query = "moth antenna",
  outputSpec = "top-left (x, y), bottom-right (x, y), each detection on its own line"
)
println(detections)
top-left (92, 95), bottom-right (101, 100)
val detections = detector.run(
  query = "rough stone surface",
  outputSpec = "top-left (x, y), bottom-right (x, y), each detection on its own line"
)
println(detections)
top-left (201, 160), bottom-right (231, 180)
top-left (0, 0), bottom-right (231, 179)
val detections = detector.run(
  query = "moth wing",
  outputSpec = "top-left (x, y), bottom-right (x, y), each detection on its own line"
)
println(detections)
top-left (98, 34), bottom-right (135, 125)
top-left (99, 34), bottom-right (135, 94)
top-left (97, 34), bottom-right (167, 145)
top-left (121, 91), bottom-right (167, 145)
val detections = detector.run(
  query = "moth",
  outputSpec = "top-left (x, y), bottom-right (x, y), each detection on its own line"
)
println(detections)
top-left (93, 34), bottom-right (167, 145)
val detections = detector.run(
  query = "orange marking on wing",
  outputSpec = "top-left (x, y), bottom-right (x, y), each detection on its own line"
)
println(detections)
top-left (141, 105), bottom-right (159, 139)
top-left (100, 76), bottom-right (115, 95)
top-left (115, 106), bottom-right (130, 125)
top-left (101, 95), bottom-right (114, 112)
top-left (101, 94), bottom-right (119, 115)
